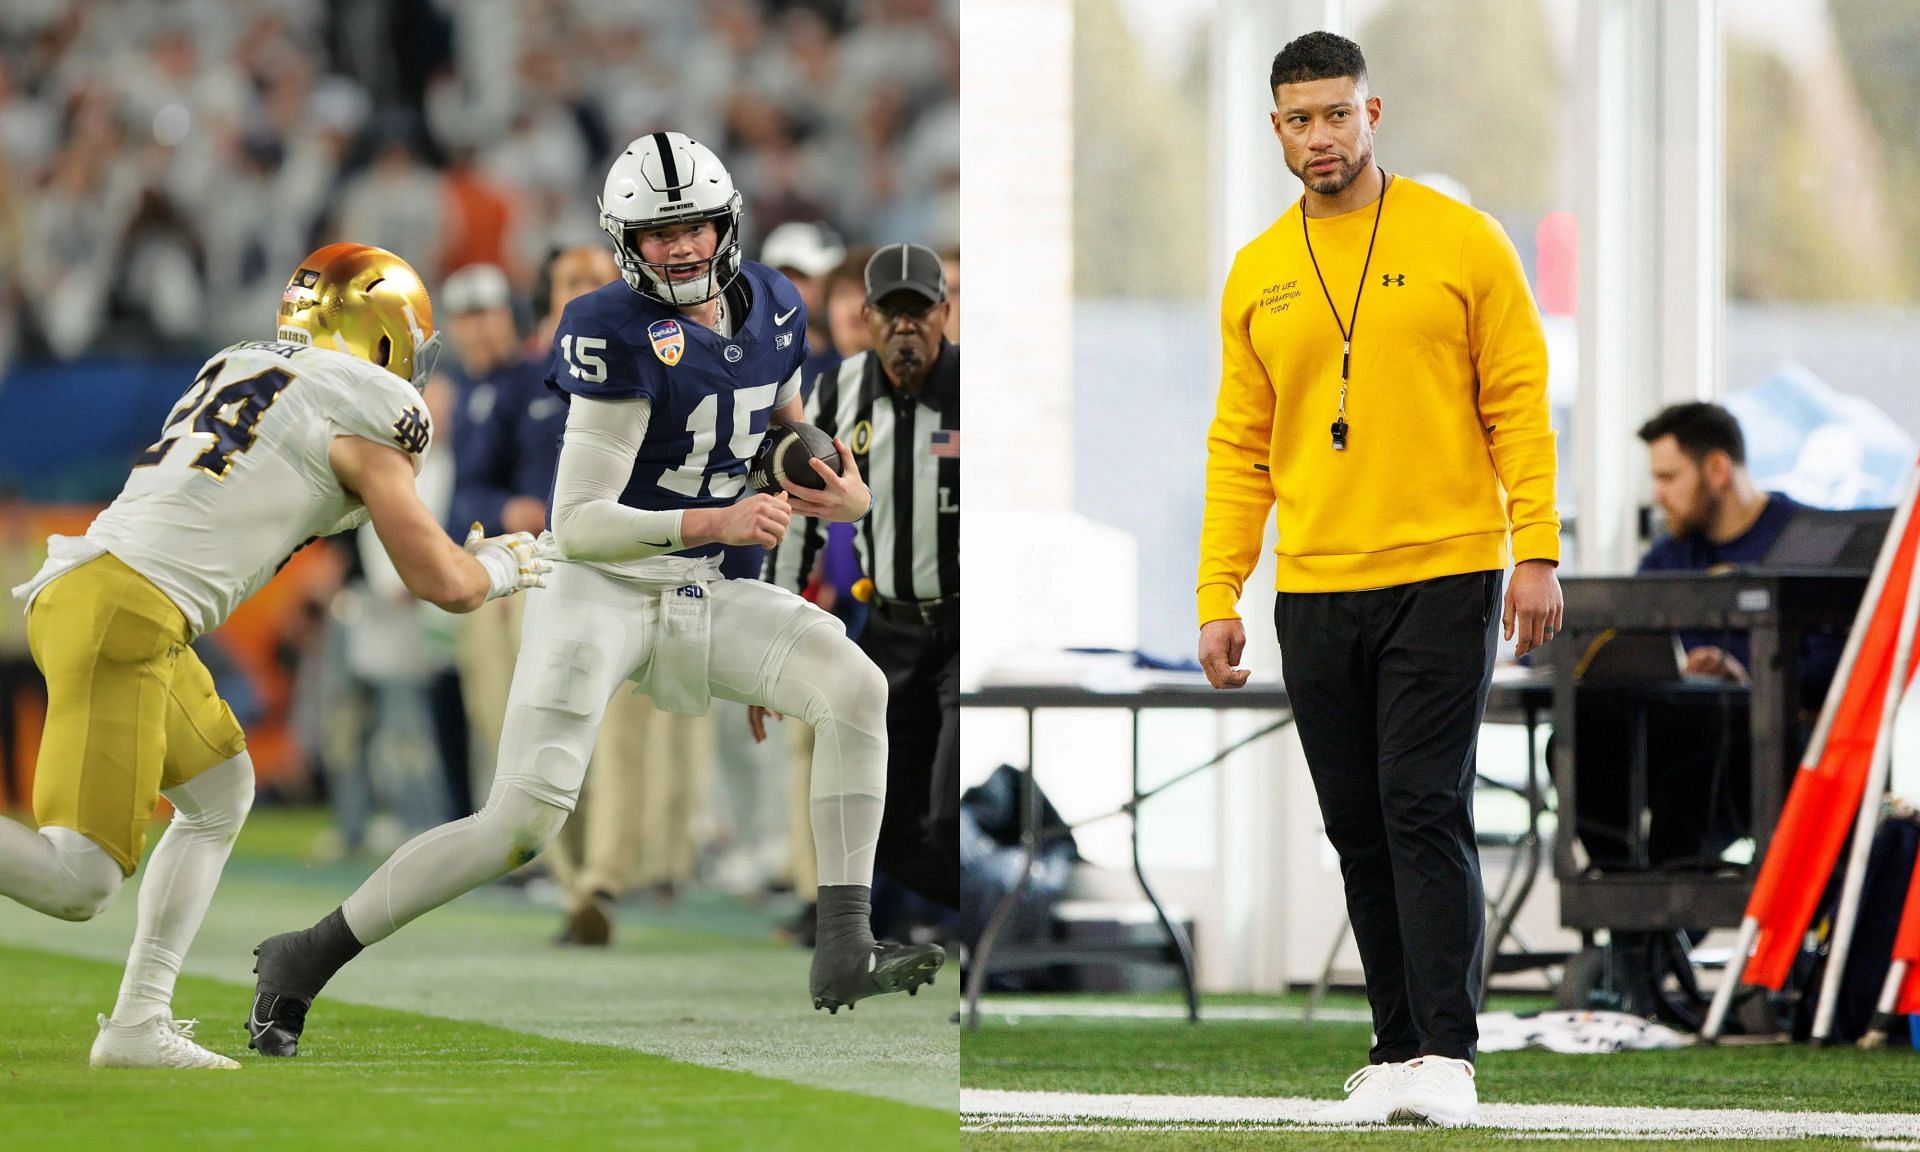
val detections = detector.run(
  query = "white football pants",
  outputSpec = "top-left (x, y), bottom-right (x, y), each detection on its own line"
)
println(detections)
top-left (342, 561), bottom-right (887, 945)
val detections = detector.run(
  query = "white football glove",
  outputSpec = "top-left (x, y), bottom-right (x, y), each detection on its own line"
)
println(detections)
top-left (464, 523), bottom-right (553, 601)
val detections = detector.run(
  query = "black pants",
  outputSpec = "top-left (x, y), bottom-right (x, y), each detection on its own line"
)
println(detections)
top-left (859, 608), bottom-right (960, 909)
top-left (1276, 570), bottom-right (1501, 1063)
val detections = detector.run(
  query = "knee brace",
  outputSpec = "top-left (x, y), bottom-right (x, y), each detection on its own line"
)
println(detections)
top-left (770, 625), bottom-right (888, 800)
top-left (162, 752), bottom-right (256, 841)
top-left (39, 826), bottom-right (124, 921)
top-left (775, 625), bottom-right (887, 733)
top-left (476, 778), bottom-right (570, 869)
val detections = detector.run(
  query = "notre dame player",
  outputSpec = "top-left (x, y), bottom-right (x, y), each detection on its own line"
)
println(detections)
top-left (0, 244), bottom-right (550, 1069)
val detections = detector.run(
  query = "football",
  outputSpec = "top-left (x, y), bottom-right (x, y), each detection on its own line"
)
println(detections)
top-left (749, 421), bottom-right (842, 494)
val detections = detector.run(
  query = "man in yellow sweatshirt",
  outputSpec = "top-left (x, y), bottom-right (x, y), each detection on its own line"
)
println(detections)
top-left (1197, 32), bottom-right (1563, 1128)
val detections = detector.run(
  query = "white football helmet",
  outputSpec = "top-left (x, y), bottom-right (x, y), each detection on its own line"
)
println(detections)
top-left (599, 131), bottom-right (744, 307)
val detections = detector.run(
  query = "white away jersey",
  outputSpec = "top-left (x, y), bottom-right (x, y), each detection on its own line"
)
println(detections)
top-left (31, 341), bottom-right (433, 637)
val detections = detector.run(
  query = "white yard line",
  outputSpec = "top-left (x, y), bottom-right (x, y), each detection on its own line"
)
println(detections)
top-left (974, 998), bottom-right (1374, 1023)
top-left (962, 1089), bottom-right (1920, 1140)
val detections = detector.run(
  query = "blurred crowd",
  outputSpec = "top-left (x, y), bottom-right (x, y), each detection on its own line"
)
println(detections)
top-left (0, 0), bottom-right (959, 373)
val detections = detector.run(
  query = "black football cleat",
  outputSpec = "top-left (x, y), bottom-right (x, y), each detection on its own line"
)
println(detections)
top-left (811, 941), bottom-right (946, 1014)
top-left (247, 936), bottom-right (317, 1057)
top-left (246, 988), bottom-right (308, 1057)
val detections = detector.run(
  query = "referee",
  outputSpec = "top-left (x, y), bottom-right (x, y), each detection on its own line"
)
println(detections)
top-left (763, 242), bottom-right (959, 910)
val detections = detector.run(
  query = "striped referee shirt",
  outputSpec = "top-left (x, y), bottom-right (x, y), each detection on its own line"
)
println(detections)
top-left (767, 341), bottom-right (959, 602)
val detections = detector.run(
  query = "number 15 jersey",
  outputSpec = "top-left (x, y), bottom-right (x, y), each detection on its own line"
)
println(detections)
top-left (545, 261), bottom-right (807, 566)
top-left (15, 341), bottom-right (433, 638)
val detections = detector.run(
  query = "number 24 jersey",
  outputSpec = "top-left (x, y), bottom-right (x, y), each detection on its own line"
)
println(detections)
top-left (18, 341), bottom-right (432, 637)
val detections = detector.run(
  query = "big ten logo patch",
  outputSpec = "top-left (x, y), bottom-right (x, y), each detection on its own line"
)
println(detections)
top-left (1260, 280), bottom-right (1301, 314)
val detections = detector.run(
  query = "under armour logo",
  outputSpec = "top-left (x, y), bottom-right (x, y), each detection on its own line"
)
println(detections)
top-left (391, 405), bottom-right (431, 454)
top-left (1381, 274), bottom-right (1406, 287)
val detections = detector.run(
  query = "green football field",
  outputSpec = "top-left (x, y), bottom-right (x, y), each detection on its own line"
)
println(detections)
top-left (0, 809), bottom-right (958, 1151)
top-left (962, 993), bottom-right (1920, 1151)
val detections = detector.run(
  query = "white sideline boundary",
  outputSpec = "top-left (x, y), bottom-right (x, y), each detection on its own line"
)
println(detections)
top-left (973, 998), bottom-right (1374, 1023)
top-left (961, 1089), bottom-right (1920, 1140)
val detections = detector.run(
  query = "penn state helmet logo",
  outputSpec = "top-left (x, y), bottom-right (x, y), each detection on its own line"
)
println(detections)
top-left (648, 319), bottom-right (685, 367)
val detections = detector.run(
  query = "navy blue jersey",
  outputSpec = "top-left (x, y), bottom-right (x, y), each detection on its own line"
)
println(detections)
top-left (1638, 492), bottom-right (1804, 574)
top-left (1639, 491), bottom-right (1841, 688)
top-left (546, 262), bottom-right (809, 560)
top-left (448, 354), bottom-right (566, 537)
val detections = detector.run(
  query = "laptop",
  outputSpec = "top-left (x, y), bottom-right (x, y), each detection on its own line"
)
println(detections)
top-left (1574, 630), bottom-right (1689, 684)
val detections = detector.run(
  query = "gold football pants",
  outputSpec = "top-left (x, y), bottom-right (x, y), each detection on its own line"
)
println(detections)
top-left (27, 553), bottom-right (247, 874)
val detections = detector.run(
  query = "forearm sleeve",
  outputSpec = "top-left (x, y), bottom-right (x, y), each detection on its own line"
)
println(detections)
top-left (550, 396), bottom-right (687, 562)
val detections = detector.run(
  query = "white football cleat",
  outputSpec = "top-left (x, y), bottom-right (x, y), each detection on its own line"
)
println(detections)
top-left (1311, 1061), bottom-right (1412, 1123)
top-left (1390, 1055), bottom-right (1478, 1127)
top-left (90, 1013), bottom-right (240, 1070)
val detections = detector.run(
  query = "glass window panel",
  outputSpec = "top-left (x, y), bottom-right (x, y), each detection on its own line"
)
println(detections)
top-left (1723, 0), bottom-right (1920, 508)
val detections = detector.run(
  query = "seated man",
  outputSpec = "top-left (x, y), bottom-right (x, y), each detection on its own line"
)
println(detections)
top-left (1636, 402), bottom-right (1803, 678)
top-left (1575, 402), bottom-right (1839, 869)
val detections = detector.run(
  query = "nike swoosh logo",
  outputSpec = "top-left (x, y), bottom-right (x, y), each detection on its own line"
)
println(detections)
top-left (640, 538), bottom-right (673, 548)
top-left (248, 1013), bottom-right (275, 1032)
top-left (774, 307), bottom-right (798, 326)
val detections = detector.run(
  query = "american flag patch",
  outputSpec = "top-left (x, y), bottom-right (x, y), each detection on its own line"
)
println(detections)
top-left (929, 429), bottom-right (959, 458)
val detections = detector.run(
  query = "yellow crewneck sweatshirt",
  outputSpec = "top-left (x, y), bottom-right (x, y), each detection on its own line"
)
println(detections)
top-left (1197, 175), bottom-right (1560, 625)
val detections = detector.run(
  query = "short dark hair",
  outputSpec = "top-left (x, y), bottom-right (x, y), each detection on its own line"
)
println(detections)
top-left (1636, 402), bottom-right (1747, 466)
top-left (1270, 31), bottom-right (1368, 93)
top-left (824, 244), bottom-right (878, 304)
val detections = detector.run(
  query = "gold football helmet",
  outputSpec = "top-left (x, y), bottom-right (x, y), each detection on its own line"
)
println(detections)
top-left (277, 243), bottom-right (442, 388)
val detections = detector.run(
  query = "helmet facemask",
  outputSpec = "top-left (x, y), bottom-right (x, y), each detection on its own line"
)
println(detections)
top-left (602, 195), bottom-right (744, 307)
top-left (405, 330), bottom-right (443, 390)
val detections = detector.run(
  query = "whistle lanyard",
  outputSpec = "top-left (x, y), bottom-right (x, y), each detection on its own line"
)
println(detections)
top-left (1300, 171), bottom-right (1390, 450)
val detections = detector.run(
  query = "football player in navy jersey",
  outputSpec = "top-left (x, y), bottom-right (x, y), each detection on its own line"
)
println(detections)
top-left (248, 133), bottom-right (943, 1057)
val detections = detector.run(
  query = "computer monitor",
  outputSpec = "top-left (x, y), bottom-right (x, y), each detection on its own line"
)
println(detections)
top-left (1760, 506), bottom-right (1894, 572)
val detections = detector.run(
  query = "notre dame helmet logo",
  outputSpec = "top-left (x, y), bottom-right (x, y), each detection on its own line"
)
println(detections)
top-left (391, 405), bottom-right (431, 455)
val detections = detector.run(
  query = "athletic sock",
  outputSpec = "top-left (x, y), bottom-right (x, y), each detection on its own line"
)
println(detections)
top-left (282, 906), bottom-right (365, 997)
top-left (814, 883), bottom-right (875, 954)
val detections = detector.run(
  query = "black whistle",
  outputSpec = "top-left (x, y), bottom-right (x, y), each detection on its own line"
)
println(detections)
top-left (1331, 418), bottom-right (1349, 451)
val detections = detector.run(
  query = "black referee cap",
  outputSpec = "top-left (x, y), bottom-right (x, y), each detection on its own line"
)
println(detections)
top-left (864, 242), bottom-right (947, 305)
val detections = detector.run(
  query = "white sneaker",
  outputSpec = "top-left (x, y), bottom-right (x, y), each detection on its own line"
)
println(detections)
top-left (1390, 1055), bottom-right (1478, 1127)
top-left (90, 1013), bottom-right (240, 1070)
top-left (1311, 1061), bottom-right (1412, 1123)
